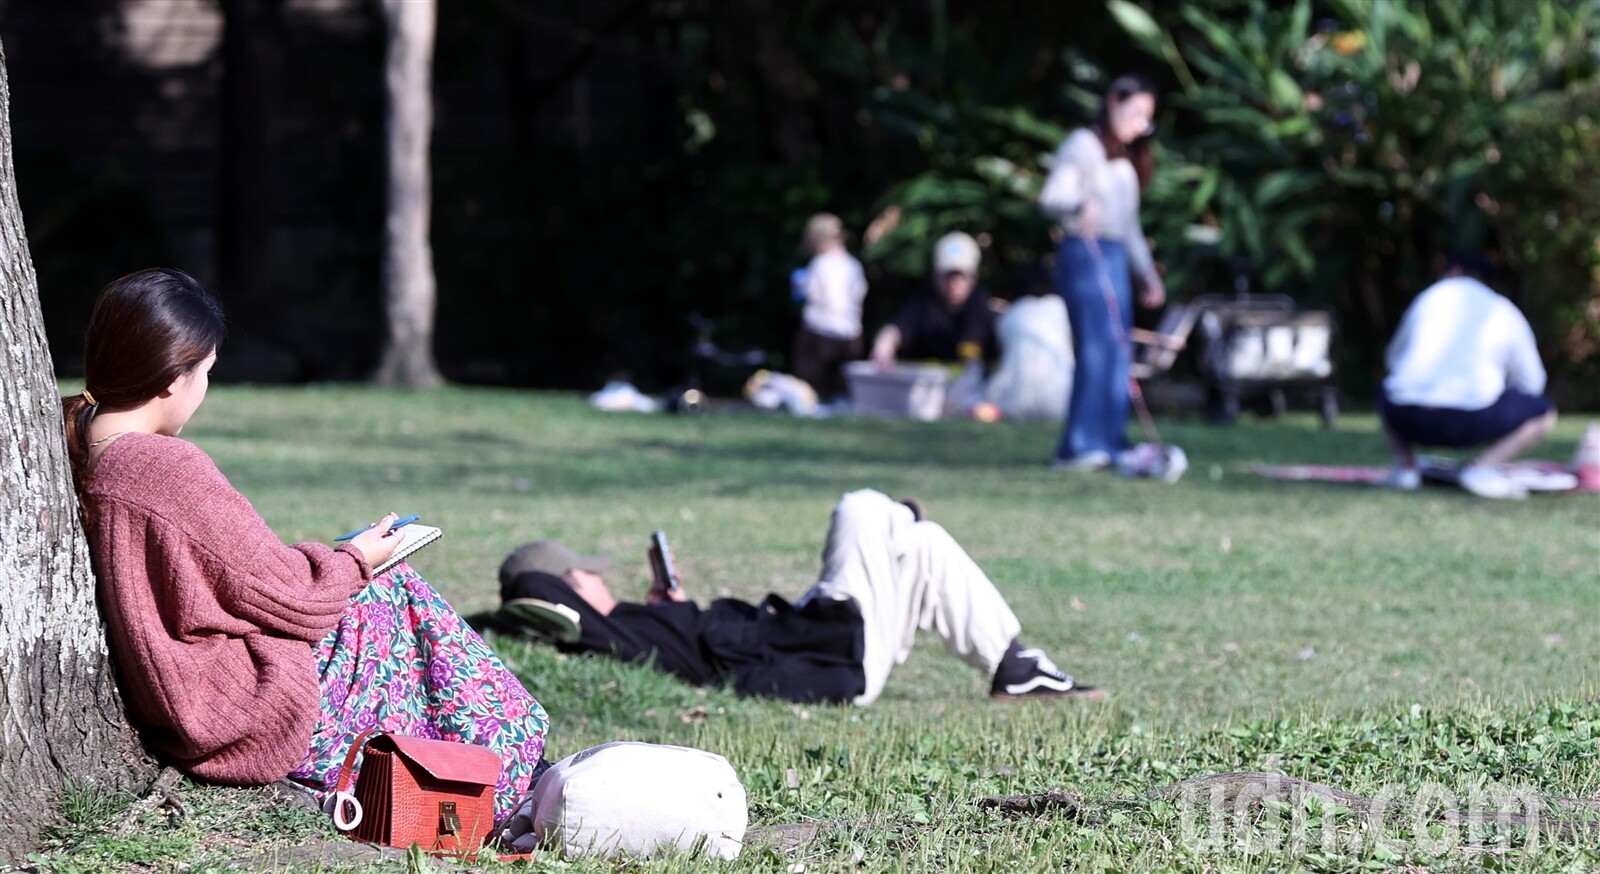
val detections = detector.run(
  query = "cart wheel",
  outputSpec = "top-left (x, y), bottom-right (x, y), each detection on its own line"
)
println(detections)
top-left (1205, 387), bottom-right (1240, 424)
top-left (1267, 388), bottom-right (1288, 418)
top-left (1222, 390), bottom-right (1241, 424)
top-left (1319, 388), bottom-right (1338, 429)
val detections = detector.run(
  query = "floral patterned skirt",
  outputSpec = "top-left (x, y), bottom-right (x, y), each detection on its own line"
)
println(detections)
top-left (289, 562), bottom-right (549, 823)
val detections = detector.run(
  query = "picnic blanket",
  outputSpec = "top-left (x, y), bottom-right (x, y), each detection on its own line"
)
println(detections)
top-left (1247, 458), bottom-right (1580, 493)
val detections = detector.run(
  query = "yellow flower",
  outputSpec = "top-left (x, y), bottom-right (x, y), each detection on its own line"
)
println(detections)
top-left (1331, 31), bottom-right (1366, 56)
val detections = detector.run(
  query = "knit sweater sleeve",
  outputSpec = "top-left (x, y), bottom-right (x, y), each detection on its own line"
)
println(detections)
top-left (162, 441), bottom-right (371, 642)
top-left (1038, 129), bottom-right (1105, 221)
top-left (1123, 189), bottom-right (1158, 286)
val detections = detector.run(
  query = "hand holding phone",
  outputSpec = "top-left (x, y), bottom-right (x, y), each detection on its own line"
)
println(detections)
top-left (647, 529), bottom-right (683, 600)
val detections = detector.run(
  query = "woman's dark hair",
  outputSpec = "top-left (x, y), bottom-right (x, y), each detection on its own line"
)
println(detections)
top-left (1444, 250), bottom-right (1499, 285)
top-left (1093, 74), bottom-right (1158, 190)
top-left (61, 268), bottom-right (225, 517)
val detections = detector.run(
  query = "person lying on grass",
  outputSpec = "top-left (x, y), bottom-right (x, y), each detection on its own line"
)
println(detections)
top-left (61, 269), bottom-right (548, 824)
top-left (495, 490), bottom-right (1103, 704)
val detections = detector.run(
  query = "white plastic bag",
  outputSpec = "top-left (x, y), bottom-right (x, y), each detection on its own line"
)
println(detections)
top-left (984, 295), bottom-right (1072, 420)
top-left (743, 369), bottom-right (819, 416)
top-left (502, 742), bottom-right (748, 861)
top-left (588, 381), bottom-right (660, 413)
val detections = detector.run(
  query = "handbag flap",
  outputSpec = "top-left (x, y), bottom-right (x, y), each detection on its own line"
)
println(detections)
top-left (377, 734), bottom-right (501, 786)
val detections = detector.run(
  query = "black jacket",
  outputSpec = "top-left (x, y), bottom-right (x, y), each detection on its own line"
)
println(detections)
top-left (504, 571), bottom-right (866, 704)
top-left (890, 285), bottom-right (999, 361)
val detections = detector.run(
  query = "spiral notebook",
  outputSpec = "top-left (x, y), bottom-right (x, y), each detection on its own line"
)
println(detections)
top-left (371, 524), bottom-right (443, 574)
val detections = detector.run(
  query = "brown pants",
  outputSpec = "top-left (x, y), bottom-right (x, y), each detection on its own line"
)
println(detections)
top-left (792, 327), bottom-right (861, 400)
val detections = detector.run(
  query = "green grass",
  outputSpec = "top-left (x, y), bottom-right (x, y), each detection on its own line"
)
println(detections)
top-left (32, 386), bottom-right (1600, 871)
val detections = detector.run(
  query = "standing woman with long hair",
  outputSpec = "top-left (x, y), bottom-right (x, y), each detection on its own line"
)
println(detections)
top-left (1040, 75), bottom-right (1165, 470)
top-left (61, 269), bottom-right (548, 823)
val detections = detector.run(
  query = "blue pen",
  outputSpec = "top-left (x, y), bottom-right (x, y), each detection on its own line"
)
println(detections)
top-left (336, 514), bottom-right (420, 542)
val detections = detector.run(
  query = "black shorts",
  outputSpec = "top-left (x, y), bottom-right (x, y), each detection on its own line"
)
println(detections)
top-left (1381, 388), bottom-right (1553, 448)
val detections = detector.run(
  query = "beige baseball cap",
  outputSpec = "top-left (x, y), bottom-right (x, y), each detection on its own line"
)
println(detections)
top-left (932, 231), bottom-right (981, 275)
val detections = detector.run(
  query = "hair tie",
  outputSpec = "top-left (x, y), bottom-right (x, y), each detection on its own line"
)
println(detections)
top-left (81, 389), bottom-right (98, 407)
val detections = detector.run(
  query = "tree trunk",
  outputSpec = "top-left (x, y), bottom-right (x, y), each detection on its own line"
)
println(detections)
top-left (373, 0), bottom-right (443, 388)
top-left (0, 42), bottom-right (155, 863)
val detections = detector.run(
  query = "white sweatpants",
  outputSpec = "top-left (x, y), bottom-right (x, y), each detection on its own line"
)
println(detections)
top-left (797, 489), bottom-right (1023, 706)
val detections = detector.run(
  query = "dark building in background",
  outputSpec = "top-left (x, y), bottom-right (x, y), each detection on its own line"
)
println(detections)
top-left (7, 0), bottom-right (1127, 392)
top-left (7, 0), bottom-right (374, 380)
top-left (6, 0), bottom-right (676, 385)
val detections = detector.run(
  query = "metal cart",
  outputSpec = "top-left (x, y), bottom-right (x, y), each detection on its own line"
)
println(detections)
top-left (1191, 293), bottom-right (1339, 427)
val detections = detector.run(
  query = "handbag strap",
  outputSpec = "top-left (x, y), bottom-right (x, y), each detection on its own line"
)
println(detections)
top-left (333, 728), bottom-right (382, 795)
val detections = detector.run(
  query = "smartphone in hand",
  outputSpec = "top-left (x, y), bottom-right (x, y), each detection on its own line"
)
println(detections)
top-left (648, 529), bottom-right (680, 591)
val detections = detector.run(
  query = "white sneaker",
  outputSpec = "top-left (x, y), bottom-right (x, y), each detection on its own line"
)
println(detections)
top-left (497, 598), bottom-right (583, 643)
top-left (1050, 451), bottom-right (1111, 472)
top-left (1459, 465), bottom-right (1528, 500)
top-left (1382, 465), bottom-right (1421, 491)
top-left (1505, 467), bottom-right (1579, 493)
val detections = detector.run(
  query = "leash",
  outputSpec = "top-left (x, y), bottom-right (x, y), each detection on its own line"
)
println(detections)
top-left (1082, 236), bottom-right (1163, 447)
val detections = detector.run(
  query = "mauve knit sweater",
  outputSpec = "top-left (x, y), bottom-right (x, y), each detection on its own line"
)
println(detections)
top-left (84, 432), bottom-right (372, 784)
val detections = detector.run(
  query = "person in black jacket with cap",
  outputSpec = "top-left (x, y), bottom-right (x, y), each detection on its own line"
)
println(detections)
top-left (495, 490), bottom-right (1102, 705)
top-left (869, 232), bottom-right (1002, 368)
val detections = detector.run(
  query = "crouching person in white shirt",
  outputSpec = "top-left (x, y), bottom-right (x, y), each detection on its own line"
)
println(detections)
top-left (1380, 254), bottom-right (1558, 499)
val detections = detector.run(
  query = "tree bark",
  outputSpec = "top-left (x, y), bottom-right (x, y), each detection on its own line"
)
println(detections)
top-left (373, 0), bottom-right (443, 388)
top-left (0, 42), bottom-right (154, 863)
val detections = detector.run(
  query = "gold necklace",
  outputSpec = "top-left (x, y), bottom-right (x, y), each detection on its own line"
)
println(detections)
top-left (88, 431), bottom-right (131, 449)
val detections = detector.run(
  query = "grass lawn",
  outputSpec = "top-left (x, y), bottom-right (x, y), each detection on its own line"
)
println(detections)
top-left (33, 386), bottom-right (1599, 872)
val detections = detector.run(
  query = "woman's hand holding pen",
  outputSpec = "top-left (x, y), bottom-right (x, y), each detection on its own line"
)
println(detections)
top-left (349, 512), bottom-right (403, 569)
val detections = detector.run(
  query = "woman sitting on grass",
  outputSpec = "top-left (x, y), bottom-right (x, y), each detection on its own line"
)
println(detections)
top-left (60, 268), bottom-right (548, 823)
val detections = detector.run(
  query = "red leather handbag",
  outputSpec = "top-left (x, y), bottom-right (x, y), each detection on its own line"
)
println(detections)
top-left (327, 730), bottom-right (501, 855)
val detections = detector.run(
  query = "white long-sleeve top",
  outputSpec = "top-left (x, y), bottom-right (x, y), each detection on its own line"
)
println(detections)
top-left (1383, 276), bottom-right (1546, 410)
top-left (1038, 128), bottom-right (1156, 283)
top-left (800, 249), bottom-right (868, 339)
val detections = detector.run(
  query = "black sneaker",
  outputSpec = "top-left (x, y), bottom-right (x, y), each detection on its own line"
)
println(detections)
top-left (496, 598), bottom-right (582, 644)
top-left (990, 649), bottom-right (1106, 701)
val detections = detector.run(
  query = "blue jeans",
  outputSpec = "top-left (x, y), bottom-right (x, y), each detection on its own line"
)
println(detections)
top-left (1054, 236), bottom-right (1132, 461)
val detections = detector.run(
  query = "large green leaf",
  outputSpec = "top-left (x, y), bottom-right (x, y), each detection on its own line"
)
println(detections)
top-left (1186, 52), bottom-right (1254, 90)
top-left (972, 156), bottom-right (1040, 199)
top-left (1368, 0), bottom-right (1393, 59)
top-left (1206, 105), bottom-right (1280, 130)
top-left (1253, 170), bottom-right (1321, 207)
top-left (1106, 0), bottom-right (1166, 57)
top-left (1174, 89), bottom-right (1253, 111)
top-left (1190, 166), bottom-right (1222, 214)
top-left (971, 105), bottom-right (1069, 147)
top-left (1330, 168), bottom-right (1388, 190)
top-left (1391, 2), bottom-right (1432, 44)
top-left (1236, 208), bottom-right (1264, 261)
top-left (896, 177), bottom-right (990, 208)
top-left (1267, 70), bottom-right (1305, 115)
top-left (1281, 0), bottom-right (1312, 59)
top-left (1265, 115), bottom-right (1317, 140)
top-left (1181, 4), bottom-right (1265, 88)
